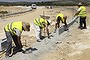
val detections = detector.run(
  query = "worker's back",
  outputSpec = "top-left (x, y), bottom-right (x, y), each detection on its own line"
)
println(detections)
top-left (56, 13), bottom-right (64, 23)
top-left (34, 18), bottom-right (47, 28)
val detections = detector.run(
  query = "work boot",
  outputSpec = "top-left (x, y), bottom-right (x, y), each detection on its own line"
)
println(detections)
top-left (64, 26), bottom-right (68, 31)
top-left (40, 36), bottom-right (45, 40)
top-left (78, 26), bottom-right (81, 29)
top-left (64, 28), bottom-right (69, 31)
top-left (5, 48), bottom-right (12, 57)
top-left (78, 26), bottom-right (83, 29)
top-left (37, 39), bottom-right (42, 42)
top-left (13, 47), bottom-right (23, 54)
top-left (5, 53), bottom-right (12, 57)
top-left (83, 27), bottom-right (87, 29)
top-left (79, 27), bottom-right (83, 30)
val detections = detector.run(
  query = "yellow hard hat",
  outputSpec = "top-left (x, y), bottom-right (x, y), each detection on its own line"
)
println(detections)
top-left (22, 22), bottom-right (30, 31)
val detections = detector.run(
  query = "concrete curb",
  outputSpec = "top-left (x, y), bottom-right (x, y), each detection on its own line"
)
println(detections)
top-left (1, 16), bottom-right (79, 60)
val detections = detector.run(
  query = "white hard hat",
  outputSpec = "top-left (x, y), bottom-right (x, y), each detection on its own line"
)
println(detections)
top-left (78, 3), bottom-right (82, 6)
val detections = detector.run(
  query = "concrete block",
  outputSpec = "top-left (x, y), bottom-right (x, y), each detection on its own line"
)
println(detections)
top-left (67, 16), bottom-right (78, 27)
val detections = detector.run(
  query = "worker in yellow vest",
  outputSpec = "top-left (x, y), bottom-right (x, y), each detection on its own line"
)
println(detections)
top-left (34, 17), bottom-right (50, 42)
top-left (54, 12), bottom-right (68, 33)
top-left (74, 3), bottom-right (87, 29)
top-left (4, 21), bottom-right (30, 57)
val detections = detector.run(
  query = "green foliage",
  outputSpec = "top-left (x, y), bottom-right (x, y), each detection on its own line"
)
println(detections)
top-left (0, 1), bottom-right (89, 6)
top-left (0, 11), bottom-right (8, 14)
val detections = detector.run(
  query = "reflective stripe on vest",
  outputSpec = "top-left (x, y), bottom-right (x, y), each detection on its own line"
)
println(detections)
top-left (34, 18), bottom-right (47, 28)
top-left (78, 6), bottom-right (87, 17)
top-left (56, 13), bottom-right (64, 22)
top-left (34, 18), bottom-right (41, 26)
top-left (4, 22), bottom-right (22, 35)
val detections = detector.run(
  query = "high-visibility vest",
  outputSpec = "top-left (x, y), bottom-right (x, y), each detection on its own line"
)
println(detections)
top-left (34, 18), bottom-right (48, 28)
top-left (4, 21), bottom-right (23, 35)
top-left (78, 6), bottom-right (87, 17)
top-left (56, 13), bottom-right (64, 22)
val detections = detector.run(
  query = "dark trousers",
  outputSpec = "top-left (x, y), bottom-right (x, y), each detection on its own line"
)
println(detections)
top-left (55, 20), bottom-right (68, 32)
top-left (5, 31), bottom-right (23, 56)
top-left (12, 35), bottom-right (23, 50)
top-left (5, 31), bottom-right (12, 56)
top-left (80, 17), bottom-right (86, 28)
top-left (55, 19), bottom-right (68, 28)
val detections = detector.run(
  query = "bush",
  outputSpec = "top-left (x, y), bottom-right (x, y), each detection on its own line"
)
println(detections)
top-left (0, 11), bottom-right (8, 14)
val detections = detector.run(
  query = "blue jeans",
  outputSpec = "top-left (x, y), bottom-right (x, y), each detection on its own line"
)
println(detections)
top-left (80, 17), bottom-right (86, 28)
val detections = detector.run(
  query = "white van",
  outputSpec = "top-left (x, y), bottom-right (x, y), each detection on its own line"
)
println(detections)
top-left (31, 4), bottom-right (37, 9)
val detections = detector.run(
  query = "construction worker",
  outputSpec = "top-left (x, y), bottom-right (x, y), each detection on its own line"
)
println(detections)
top-left (54, 12), bottom-right (68, 33)
top-left (34, 17), bottom-right (50, 42)
top-left (4, 21), bottom-right (30, 57)
top-left (74, 3), bottom-right (87, 29)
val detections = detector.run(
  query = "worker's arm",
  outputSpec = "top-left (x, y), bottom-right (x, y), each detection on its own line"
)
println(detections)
top-left (74, 7), bottom-right (82, 16)
top-left (63, 16), bottom-right (67, 21)
top-left (16, 36), bottom-right (23, 48)
top-left (45, 24), bottom-right (50, 38)
top-left (14, 29), bottom-right (23, 48)
top-left (74, 11), bottom-right (80, 16)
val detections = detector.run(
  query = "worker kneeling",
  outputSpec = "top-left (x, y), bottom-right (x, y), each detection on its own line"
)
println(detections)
top-left (34, 17), bottom-right (50, 42)
top-left (4, 21), bottom-right (30, 57)
top-left (54, 13), bottom-right (68, 33)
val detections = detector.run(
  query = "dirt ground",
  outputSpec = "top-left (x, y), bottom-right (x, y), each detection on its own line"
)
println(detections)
top-left (38, 6), bottom-right (90, 60)
top-left (39, 24), bottom-right (90, 60)
top-left (0, 6), bottom-right (90, 60)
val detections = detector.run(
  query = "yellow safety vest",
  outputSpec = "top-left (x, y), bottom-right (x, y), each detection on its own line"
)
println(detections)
top-left (78, 6), bottom-right (87, 17)
top-left (56, 13), bottom-right (64, 22)
top-left (34, 18), bottom-right (48, 28)
top-left (4, 21), bottom-right (23, 35)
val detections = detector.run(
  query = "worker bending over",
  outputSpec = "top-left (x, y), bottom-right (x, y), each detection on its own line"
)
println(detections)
top-left (4, 21), bottom-right (30, 57)
top-left (54, 12), bottom-right (68, 33)
top-left (34, 17), bottom-right (50, 42)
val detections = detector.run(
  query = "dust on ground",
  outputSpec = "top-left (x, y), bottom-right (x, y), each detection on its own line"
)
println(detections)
top-left (38, 6), bottom-right (90, 60)
top-left (0, 6), bottom-right (90, 60)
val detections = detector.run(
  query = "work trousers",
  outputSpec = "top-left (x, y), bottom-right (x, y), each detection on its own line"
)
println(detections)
top-left (4, 31), bottom-right (12, 56)
top-left (55, 19), bottom-right (68, 32)
top-left (5, 31), bottom-right (23, 56)
top-left (12, 35), bottom-right (23, 51)
top-left (34, 24), bottom-right (42, 40)
top-left (80, 17), bottom-right (86, 28)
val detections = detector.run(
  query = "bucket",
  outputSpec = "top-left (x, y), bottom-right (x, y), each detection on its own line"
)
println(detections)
top-left (0, 38), bottom-right (7, 51)
top-left (0, 42), bottom-right (2, 51)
